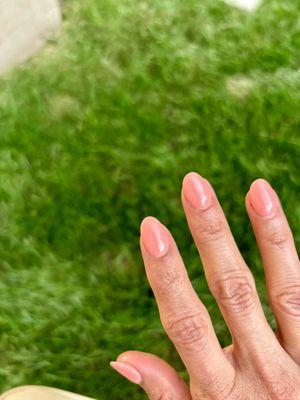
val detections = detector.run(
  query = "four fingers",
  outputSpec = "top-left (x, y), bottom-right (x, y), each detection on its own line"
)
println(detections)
top-left (246, 179), bottom-right (300, 362)
top-left (112, 172), bottom-right (299, 395)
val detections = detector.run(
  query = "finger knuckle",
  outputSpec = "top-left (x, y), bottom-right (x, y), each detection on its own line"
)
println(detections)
top-left (211, 274), bottom-right (255, 316)
top-left (193, 216), bottom-right (227, 245)
top-left (154, 265), bottom-right (185, 299)
top-left (263, 373), bottom-right (297, 400)
top-left (264, 219), bottom-right (292, 250)
top-left (192, 376), bottom-right (240, 400)
top-left (271, 384), bottom-right (296, 400)
top-left (273, 285), bottom-right (300, 317)
top-left (165, 313), bottom-right (209, 349)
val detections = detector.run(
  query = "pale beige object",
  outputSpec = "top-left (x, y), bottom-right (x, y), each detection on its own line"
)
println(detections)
top-left (0, 0), bottom-right (61, 75)
top-left (0, 386), bottom-right (96, 400)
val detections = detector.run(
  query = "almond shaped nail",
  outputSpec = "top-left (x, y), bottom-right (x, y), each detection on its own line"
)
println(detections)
top-left (110, 361), bottom-right (142, 385)
top-left (140, 216), bottom-right (169, 258)
top-left (248, 179), bottom-right (279, 217)
top-left (182, 172), bottom-right (212, 210)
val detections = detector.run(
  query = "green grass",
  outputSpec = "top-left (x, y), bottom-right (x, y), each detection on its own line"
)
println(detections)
top-left (0, 0), bottom-right (299, 398)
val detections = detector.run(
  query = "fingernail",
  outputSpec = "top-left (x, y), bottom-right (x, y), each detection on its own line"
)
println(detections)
top-left (140, 217), bottom-right (169, 258)
top-left (248, 179), bottom-right (279, 217)
top-left (182, 172), bottom-right (212, 210)
top-left (110, 361), bottom-right (142, 385)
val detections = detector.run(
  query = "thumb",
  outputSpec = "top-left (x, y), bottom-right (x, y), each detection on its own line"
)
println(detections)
top-left (110, 350), bottom-right (191, 400)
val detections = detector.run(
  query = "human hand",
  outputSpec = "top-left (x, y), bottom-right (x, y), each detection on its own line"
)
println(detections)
top-left (111, 173), bottom-right (300, 399)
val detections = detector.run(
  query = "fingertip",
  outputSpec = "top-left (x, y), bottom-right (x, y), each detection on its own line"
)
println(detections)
top-left (116, 350), bottom-right (177, 380)
top-left (140, 217), bottom-right (170, 258)
top-left (247, 178), bottom-right (279, 218)
top-left (116, 350), bottom-right (138, 363)
top-left (250, 177), bottom-right (269, 187)
top-left (181, 172), bottom-right (212, 210)
top-left (182, 171), bottom-right (202, 185)
top-left (110, 360), bottom-right (142, 385)
top-left (140, 216), bottom-right (160, 232)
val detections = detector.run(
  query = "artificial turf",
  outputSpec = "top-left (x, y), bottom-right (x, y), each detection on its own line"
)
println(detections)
top-left (0, 0), bottom-right (299, 398)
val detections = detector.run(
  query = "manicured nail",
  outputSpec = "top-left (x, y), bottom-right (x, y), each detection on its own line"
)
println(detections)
top-left (140, 217), bottom-right (169, 258)
top-left (182, 172), bottom-right (212, 210)
top-left (110, 361), bottom-right (142, 385)
top-left (248, 179), bottom-right (279, 217)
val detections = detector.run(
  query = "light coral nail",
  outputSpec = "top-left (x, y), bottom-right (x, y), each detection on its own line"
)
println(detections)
top-left (248, 179), bottom-right (279, 217)
top-left (140, 217), bottom-right (169, 258)
top-left (110, 361), bottom-right (142, 385)
top-left (182, 172), bottom-right (212, 210)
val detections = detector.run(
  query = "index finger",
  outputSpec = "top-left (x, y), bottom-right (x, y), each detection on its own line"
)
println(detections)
top-left (140, 217), bottom-right (235, 394)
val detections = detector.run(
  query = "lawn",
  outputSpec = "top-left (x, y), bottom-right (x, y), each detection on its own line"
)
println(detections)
top-left (0, 0), bottom-right (299, 399)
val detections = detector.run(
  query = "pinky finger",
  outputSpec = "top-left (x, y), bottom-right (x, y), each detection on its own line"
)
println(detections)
top-left (111, 351), bottom-right (192, 400)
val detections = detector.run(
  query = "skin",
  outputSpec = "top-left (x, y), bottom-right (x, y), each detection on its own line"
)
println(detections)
top-left (111, 173), bottom-right (300, 399)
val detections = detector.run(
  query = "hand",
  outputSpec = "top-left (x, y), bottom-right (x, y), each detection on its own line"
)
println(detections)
top-left (111, 173), bottom-right (300, 399)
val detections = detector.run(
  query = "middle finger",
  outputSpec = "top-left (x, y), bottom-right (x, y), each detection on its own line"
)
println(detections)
top-left (181, 172), bottom-right (276, 352)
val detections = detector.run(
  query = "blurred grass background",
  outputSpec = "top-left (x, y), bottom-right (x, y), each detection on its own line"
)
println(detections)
top-left (0, 0), bottom-right (299, 398)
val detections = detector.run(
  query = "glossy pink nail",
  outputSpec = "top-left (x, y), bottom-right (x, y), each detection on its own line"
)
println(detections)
top-left (110, 361), bottom-right (142, 385)
top-left (248, 179), bottom-right (279, 217)
top-left (182, 172), bottom-right (212, 210)
top-left (140, 217), bottom-right (169, 258)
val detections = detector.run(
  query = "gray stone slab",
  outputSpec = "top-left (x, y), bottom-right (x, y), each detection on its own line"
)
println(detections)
top-left (0, 0), bottom-right (61, 75)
